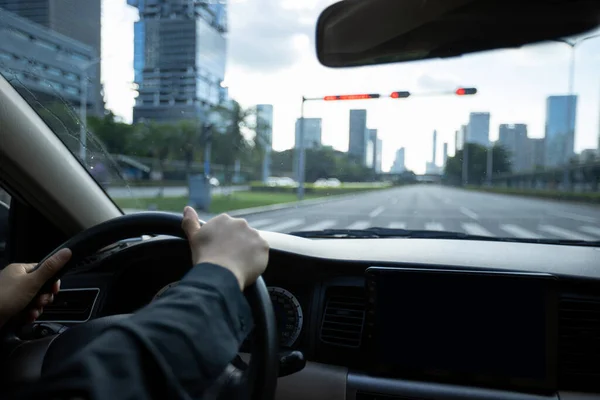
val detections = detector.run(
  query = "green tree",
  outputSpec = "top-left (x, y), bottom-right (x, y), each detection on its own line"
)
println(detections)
top-left (86, 111), bottom-right (135, 155)
top-left (445, 144), bottom-right (511, 185)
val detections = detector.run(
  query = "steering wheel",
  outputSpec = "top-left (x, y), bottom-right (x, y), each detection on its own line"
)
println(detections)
top-left (3, 212), bottom-right (279, 400)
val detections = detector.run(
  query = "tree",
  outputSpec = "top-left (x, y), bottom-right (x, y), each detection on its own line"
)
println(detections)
top-left (86, 111), bottom-right (135, 155)
top-left (445, 144), bottom-right (511, 185)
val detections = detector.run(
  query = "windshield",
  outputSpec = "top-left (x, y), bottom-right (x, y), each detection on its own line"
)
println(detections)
top-left (0, 0), bottom-right (598, 243)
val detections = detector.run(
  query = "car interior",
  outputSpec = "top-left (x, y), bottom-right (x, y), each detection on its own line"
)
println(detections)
top-left (1, 1), bottom-right (600, 400)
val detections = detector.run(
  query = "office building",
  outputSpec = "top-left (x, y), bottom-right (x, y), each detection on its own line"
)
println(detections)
top-left (295, 118), bottom-right (322, 149)
top-left (432, 129), bottom-right (437, 164)
top-left (257, 104), bottom-right (273, 181)
top-left (455, 124), bottom-right (467, 151)
top-left (349, 109), bottom-right (369, 165)
top-left (498, 124), bottom-right (528, 172)
top-left (467, 112), bottom-right (490, 146)
top-left (129, 0), bottom-right (228, 122)
top-left (375, 137), bottom-right (383, 173)
top-left (544, 95), bottom-right (577, 167)
top-left (442, 142), bottom-right (448, 167)
top-left (528, 138), bottom-right (545, 170)
top-left (366, 129), bottom-right (378, 168)
top-left (0, 9), bottom-right (97, 110)
top-left (0, 0), bottom-right (103, 115)
top-left (391, 148), bottom-right (406, 173)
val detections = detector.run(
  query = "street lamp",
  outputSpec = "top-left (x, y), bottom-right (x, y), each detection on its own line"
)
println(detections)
top-left (77, 57), bottom-right (101, 163)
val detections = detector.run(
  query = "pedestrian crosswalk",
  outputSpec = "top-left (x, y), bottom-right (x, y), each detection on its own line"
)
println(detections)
top-left (248, 217), bottom-right (600, 241)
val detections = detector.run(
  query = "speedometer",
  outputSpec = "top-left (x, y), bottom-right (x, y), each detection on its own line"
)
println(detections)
top-left (268, 286), bottom-right (303, 348)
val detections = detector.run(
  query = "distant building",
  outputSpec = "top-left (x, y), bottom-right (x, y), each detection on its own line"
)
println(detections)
top-left (257, 104), bottom-right (273, 181)
top-left (129, 0), bottom-right (228, 122)
top-left (498, 124), bottom-right (528, 172)
top-left (391, 148), bottom-right (406, 173)
top-left (0, 0), bottom-right (103, 116)
top-left (467, 112), bottom-right (490, 146)
top-left (366, 128), bottom-right (379, 169)
top-left (454, 124), bottom-right (467, 152)
top-left (544, 95), bottom-right (577, 167)
top-left (577, 149), bottom-right (598, 163)
top-left (294, 118), bottom-right (322, 149)
top-left (432, 130), bottom-right (437, 164)
top-left (442, 142), bottom-right (448, 167)
top-left (375, 138), bottom-right (383, 173)
top-left (349, 109), bottom-right (369, 165)
top-left (529, 138), bottom-right (546, 170)
top-left (0, 9), bottom-right (98, 111)
top-left (426, 162), bottom-right (442, 174)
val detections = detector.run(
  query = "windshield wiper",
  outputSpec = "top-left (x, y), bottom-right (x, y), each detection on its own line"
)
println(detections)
top-left (288, 227), bottom-right (600, 247)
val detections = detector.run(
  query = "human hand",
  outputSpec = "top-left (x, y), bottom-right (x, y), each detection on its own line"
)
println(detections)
top-left (0, 248), bottom-right (72, 327)
top-left (181, 207), bottom-right (269, 290)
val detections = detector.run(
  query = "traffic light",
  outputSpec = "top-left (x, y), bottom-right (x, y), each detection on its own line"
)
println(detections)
top-left (323, 93), bottom-right (380, 101)
top-left (390, 91), bottom-right (411, 99)
top-left (455, 87), bottom-right (477, 95)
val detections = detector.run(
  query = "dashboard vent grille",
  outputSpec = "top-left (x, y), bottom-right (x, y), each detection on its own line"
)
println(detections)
top-left (37, 288), bottom-right (100, 323)
top-left (320, 287), bottom-right (365, 348)
top-left (559, 294), bottom-right (600, 389)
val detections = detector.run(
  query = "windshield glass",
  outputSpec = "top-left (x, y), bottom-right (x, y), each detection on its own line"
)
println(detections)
top-left (0, 0), bottom-right (599, 242)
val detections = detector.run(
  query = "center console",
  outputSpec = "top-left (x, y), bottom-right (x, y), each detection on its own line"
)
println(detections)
top-left (363, 267), bottom-right (558, 394)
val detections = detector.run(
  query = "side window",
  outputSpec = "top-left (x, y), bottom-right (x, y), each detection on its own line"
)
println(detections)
top-left (0, 187), bottom-right (10, 257)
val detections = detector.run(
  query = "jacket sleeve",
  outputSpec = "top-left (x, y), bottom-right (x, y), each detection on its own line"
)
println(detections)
top-left (11, 263), bottom-right (254, 400)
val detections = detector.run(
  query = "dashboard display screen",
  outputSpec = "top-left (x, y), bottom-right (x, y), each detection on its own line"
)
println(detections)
top-left (365, 267), bottom-right (557, 391)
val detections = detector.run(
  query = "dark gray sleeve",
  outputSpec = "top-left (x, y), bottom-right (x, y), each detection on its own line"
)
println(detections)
top-left (11, 263), bottom-right (254, 399)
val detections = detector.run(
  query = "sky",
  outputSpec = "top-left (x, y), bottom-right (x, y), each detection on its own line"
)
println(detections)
top-left (101, 0), bottom-right (600, 174)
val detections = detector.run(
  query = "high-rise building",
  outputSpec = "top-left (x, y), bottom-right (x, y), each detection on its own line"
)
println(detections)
top-left (432, 130), bottom-right (437, 164)
top-left (0, 9), bottom-right (97, 110)
top-left (129, 0), bottom-right (228, 122)
top-left (544, 95), bottom-right (577, 167)
top-left (442, 142), bottom-right (448, 167)
top-left (467, 112), bottom-right (490, 146)
top-left (375, 138), bottom-right (383, 173)
top-left (391, 148), bottom-right (405, 173)
top-left (498, 124), bottom-right (528, 172)
top-left (295, 118), bottom-right (321, 149)
top-left (349, 109), bottom-right (368, 165)
top-left (455, 124), bottom-right (467, 152)
top-left (0, 0), bottom-right (103, 115)
top-left (529, 138), bottom-right (545, 171)
top-left (367, 129), bottom-right (378, 169)
top-left (256, 104), bottom-right (273, 181)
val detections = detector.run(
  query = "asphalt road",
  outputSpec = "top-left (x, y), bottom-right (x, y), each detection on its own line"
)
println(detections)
top-left (241, 185), bottom-right (600, 241)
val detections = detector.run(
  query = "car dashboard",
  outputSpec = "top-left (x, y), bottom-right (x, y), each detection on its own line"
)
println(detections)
top-left (29, 234), bottom-right (600, 400)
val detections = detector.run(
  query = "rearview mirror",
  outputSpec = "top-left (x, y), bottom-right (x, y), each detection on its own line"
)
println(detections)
top-left (316, 0), bottom-right (600, 68)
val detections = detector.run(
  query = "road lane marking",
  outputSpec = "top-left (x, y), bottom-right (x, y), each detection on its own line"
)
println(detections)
top-left (539, 225), bottom-right (595, 241)
top-left (301, 220), bottom-right (336, 231)
top-left (580, 226), bottom-right (600, 237)
top-left (460, 207), bottom-right (479, 220)
top-left (248, 219), bottom-right (274, 228)
top-left (425, 222), bottom-right (445, 231)
top-left (549, 211), bottom-right (597, 223)
top-left (262, 219), bottom-right (304, 232)
top-left (388, 222), bottom-right (406, 229)
top-left (461, 223), bottom-right (492, 236)
top-left (346, 221), bottom-right (370, 229)
top-left (369, 206), bottom-right (385, 218)
top-left (500, 224), bottom-right (541, 239)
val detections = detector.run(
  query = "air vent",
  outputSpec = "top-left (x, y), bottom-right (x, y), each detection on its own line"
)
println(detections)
top-left (559, 294), bottom-right (600, 389)
top-left (37, 288), bottom-right (100, 323)
top-left (320, 287), bottom-right (365, 348)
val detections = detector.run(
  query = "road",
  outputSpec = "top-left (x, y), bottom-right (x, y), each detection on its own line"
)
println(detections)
top-left (240, 185), bottom-right (600, 240)
top-left (107, 185), bottom-right (248, 199)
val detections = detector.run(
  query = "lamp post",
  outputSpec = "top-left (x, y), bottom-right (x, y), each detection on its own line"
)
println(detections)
top-left (77, 57), bottom-right (101, 163)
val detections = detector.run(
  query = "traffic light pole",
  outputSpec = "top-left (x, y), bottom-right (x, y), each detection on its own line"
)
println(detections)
top-left (297, 97), bottom-right (307, 200)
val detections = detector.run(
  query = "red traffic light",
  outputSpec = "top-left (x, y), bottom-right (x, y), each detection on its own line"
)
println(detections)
top-left (390, 91), bottom-right (411, 99)
top-left (455, 87), bottom-right (477, 95)
top-left (323, 93), bottom-right (380, 101)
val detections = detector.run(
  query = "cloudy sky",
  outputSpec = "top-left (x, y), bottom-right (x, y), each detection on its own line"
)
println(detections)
top-left (101, 0), bottom-right (600, 173)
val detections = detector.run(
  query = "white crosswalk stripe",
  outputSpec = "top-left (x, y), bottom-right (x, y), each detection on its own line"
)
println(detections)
top-left (461, 223), bottom-right (492, 236)
top-left (425, 222), bottom-right (444, 231)
top-left (579, 226), bottom-right (600, 237)
top-left (248, 219), bottom-right (275, 228)
top-left (262, 219), bottom-right (305, 232)
top-left (500, 224), bottom-right (541, 239)
top-left (388, 222), bottom-right (406, 229)
top-left (346, 221), bottom-right (370, 229)
top-left (539, 225), bottom-right (595, 241)
top-left (301, 220), bottom-right (336, 231)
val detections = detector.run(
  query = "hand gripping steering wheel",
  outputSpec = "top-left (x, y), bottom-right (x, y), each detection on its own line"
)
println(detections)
top-left (3, 212), bottom-right (279, 400)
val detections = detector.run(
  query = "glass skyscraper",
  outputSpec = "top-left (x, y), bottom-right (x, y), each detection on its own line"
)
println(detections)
top-left (128, 0), bottom-right (228, 122)
top-left (544, 95), bottom-right (577, 167)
